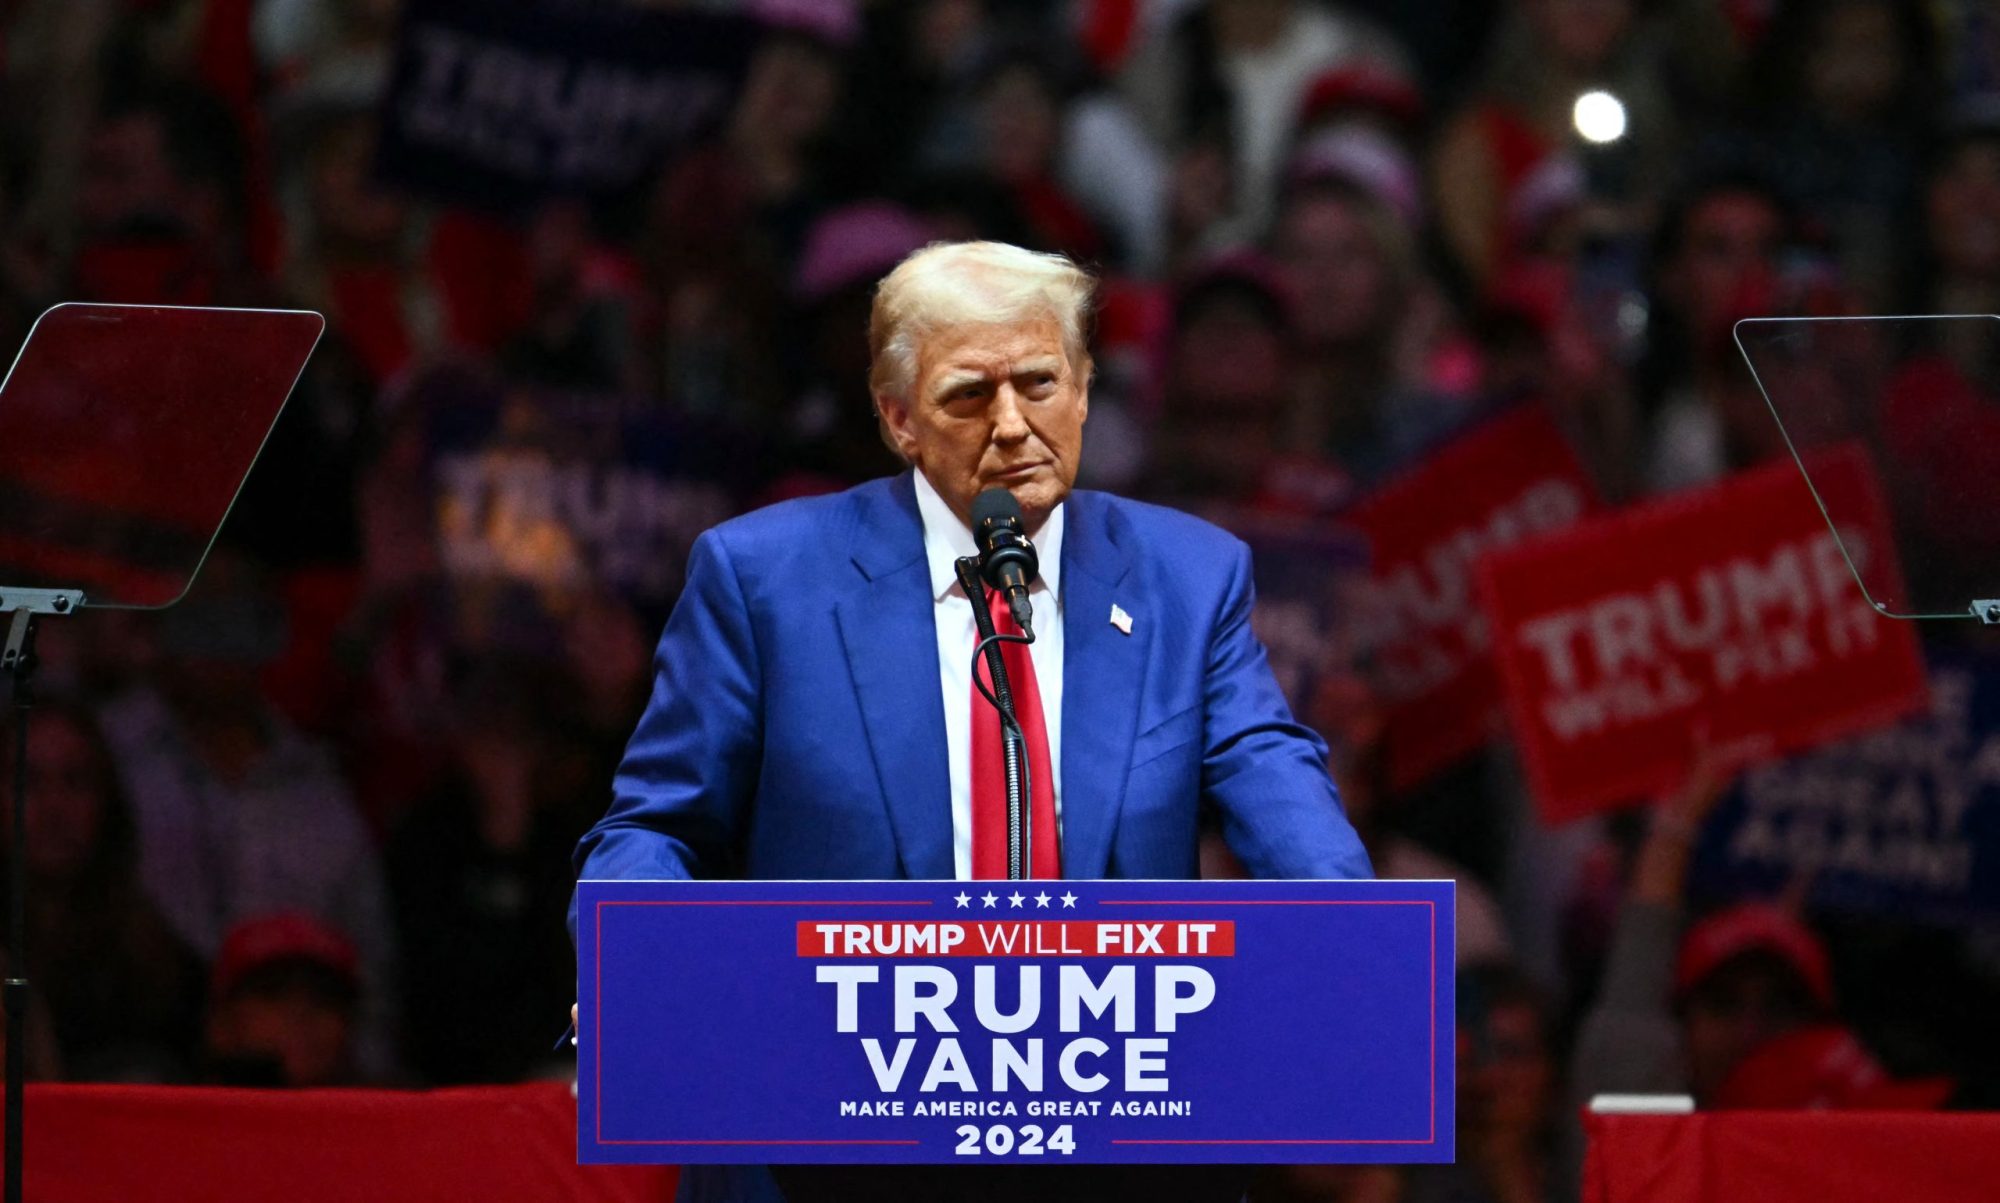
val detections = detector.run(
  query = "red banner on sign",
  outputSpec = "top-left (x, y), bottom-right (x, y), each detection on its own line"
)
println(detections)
top-left (1345, 407), bottom-right (1601, 790)
top-left (794, 921), bottom-right (1239, 958)
top-left (1479, 447), bottom-right (1928, 824)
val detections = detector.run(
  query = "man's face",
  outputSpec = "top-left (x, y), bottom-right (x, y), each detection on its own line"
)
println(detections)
top-left (20, 719), bottom-right (107, 881)
top-left (208, 987), bottom-right (354, 1088)
top-left (1668, 192), bottom-right (1782, 344)
top-left (1681, 956), bottom-right (1817, 1102)
top-left (1276, 195), bottom-right (1394, 348)
top-left (1929, 139), bottom-right (2000, 279)
top-left (1168, 294), bottom-right (1287, 417)
top-left (879, 317), bottom-right (1088, 531)
top-left (78, 113), bottom-right (182, 234)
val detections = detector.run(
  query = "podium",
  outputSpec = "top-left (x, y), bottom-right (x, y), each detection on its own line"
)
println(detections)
top-left (575, 878), bottom-right (1454, 1165)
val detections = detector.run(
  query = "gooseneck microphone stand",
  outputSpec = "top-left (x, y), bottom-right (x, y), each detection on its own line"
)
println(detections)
top-left (1, 587), bottom-right (80, 1203)
top-left (955, 558), bottom-right (1033, 880)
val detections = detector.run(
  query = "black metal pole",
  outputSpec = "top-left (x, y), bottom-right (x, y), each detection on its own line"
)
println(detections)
top-left (3, 608), bottom-right (35, 1203)
top-left (956, 558), bottom-right (1031, 879)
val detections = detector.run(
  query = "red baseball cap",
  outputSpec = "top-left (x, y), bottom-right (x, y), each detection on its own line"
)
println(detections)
top-left (1674, 904), bottom-right (1834, 1010)
top-left (213, 912), bottom-right (360, 1000)
top-left (1296, 65), bottom-right (1425, 133)
top-left (1173, 251), bottom-right (1296, 328)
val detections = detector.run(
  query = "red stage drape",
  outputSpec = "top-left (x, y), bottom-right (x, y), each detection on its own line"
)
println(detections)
top-left (9, 1082), bottom-right (676, 1202)
top-left (1585, 1110), bottom-right (2000, 1203)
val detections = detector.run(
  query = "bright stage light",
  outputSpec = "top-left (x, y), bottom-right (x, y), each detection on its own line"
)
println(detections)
top-left (1573, 90), bottom-right (1628, 145)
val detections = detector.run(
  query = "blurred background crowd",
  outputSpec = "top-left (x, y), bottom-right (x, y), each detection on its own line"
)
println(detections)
top-left (4, 0), bottom-right (2000, 1199)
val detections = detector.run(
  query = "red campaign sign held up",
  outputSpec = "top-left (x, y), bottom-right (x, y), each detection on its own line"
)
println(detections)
top-left (1345, 407), bottom-right (1601, 791)
top-left (1479, 447), bottom-right (1928, 824)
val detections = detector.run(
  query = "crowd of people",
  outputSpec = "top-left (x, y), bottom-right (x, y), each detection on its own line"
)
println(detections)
top-left (4, 0), bottom-right (2000, 1199)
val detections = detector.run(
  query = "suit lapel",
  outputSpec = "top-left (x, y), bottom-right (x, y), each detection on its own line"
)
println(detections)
top-left (1060, 492), bottom-right (1144, 879)
top-left (836, 474), bottom-right (955, 879)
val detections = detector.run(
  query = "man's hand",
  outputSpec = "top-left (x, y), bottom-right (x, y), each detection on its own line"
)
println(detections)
top-left (571, 1003), bottom-right (578, 1044)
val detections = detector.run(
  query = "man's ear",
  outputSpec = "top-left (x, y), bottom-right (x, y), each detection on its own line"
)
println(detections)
top-left (873, 390), bottom-right (919, 463)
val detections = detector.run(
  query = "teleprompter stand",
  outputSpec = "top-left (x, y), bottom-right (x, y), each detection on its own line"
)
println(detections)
top-left (0, 303), bottom-right (324, 1202)
top-left (1, 589), bottom-right (77, 1203)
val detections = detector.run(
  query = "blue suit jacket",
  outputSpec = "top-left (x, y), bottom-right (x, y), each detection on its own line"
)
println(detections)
top-left (572, 471), bottom-right (1369, 896)
top-left (571, 474), bottom-right (1369, 1202)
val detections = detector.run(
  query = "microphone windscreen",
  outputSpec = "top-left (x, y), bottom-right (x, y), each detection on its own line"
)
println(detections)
top-left (970, 488), bottom-right (1038, 588)
top-left (971, 487), bottom-right (1023, 532)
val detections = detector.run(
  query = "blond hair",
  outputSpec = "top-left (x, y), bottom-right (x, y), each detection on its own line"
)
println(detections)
top-left (868, 241), bottom-right (1097, 404)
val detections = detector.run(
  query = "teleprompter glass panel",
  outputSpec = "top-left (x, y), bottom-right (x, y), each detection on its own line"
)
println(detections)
top-left (0, 303), bottom-right (323, 608)
top-left (1736, 315), bottom-right (2000, 622)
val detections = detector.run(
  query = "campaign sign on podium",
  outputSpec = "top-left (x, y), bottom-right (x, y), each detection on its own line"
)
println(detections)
top-left (577, 879), bottom-right (1453, 1164)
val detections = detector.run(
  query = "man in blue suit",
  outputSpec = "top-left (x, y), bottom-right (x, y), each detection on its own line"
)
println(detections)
top-left (572, 241), bottom-right (1369, 1201)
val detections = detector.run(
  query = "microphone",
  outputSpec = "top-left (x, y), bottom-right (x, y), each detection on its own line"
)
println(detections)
top-left (971, 488), bottom-right (1039, 640)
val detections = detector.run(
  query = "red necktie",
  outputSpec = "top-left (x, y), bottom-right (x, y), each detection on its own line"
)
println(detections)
top-left (970, 587), bottom-right (1060, 879)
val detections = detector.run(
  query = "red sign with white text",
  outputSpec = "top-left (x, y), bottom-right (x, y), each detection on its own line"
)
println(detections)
top-left (794, 922), bottom-right (1238, 957)
top-left (1479, 447), bottom-right (1928, 824)
top-left (1346, 407), bottom-right (1601, 790)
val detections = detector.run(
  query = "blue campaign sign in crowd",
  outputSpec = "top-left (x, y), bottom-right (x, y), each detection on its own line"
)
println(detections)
top-left (1695, 649), bottom-right (2000, 927)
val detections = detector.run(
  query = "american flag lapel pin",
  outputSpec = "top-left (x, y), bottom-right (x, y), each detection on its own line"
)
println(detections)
top-left (1109, 603), bottom-right (1133, 635)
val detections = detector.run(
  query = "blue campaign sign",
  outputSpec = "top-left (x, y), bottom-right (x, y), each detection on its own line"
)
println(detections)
top-left (577, 878), bottom-right (1453, 1165)
top-left (378, 0), bottom-right (759, 212)
top-left (1691, 647), bottom-right (2000, 926)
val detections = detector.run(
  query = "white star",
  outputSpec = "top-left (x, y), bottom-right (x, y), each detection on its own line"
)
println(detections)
top-left (1060, 891), bottom-right (1078, 908)
top-left (954, 892), bottom-right (971, 908)
top-left (1008, 891), bottom-right (1026, 908)
top-left (981, 892), bottom-right (999, 908)
top-left (1034, 891), bottom-right (1052, 908)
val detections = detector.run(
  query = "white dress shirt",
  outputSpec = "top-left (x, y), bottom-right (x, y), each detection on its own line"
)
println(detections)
top-left (913, 471), bottom-right (1066, 880)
